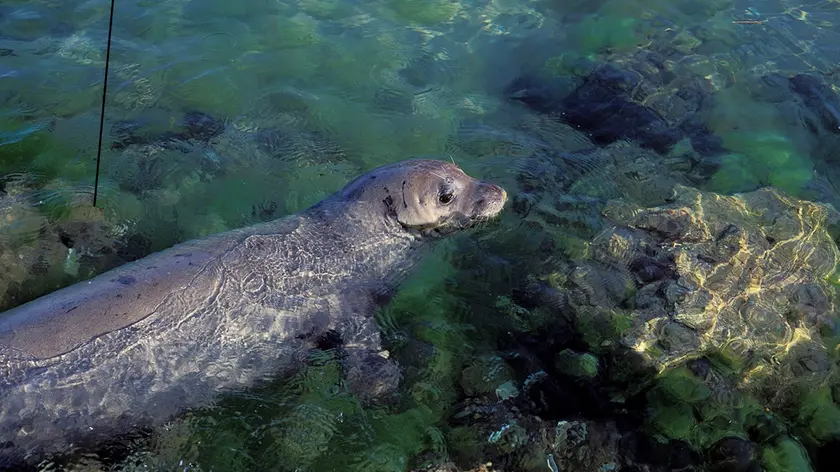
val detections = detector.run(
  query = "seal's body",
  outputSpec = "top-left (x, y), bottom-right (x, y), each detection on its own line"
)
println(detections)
top-left (0, 159), bottom-right (507, 467)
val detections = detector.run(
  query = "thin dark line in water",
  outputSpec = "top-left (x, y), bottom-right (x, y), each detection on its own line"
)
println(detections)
top-left (93, 0), bottom-right (117, 207)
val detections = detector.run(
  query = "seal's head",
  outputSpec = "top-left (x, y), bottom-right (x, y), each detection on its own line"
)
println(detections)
top-left (340, 159), bottom-right (507, 237)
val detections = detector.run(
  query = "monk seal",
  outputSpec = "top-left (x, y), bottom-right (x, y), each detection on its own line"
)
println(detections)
top-left (0, 159), bottom-right (507, 468)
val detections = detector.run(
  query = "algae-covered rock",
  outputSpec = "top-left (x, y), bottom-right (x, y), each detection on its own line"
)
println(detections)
top-left (264, 403), bottom-right (338, 469)
top-left (658, 366), bottom-right (711, 404)
top-left (0, 186), bottom-right (72, 309)
top-left (440, 399), bottom-right (625, 472)
top-left (761, 437), bottom-right (813, 472)
top-left (550, 420), bottom-right (621, 472)
top-left (648, 401), bottom-right (696, 441)
top-left (797, 387), bottom-right (840, 443)
top-left (506, 57), bottom-right (722, 159)
top-left (526, 182), bottom-right (840, 457)
top-left (706, 436), bottom-right (760, 472)
top-left (570, 15), bottom-right (644, 55)
top-left (554, 349), bottom-right (599, 379)
top-left (588, 185), bottom-right (840, 384)
top-left (0, 196), bottom-right (47, 275)
top-left (459, 355), bottom-right (516, 398)
top-left (503, 141), bottom-right (697, 273)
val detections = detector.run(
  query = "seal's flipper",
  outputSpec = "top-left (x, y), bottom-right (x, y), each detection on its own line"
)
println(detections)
top-left (331, 311), bottom-right (402, 404)
top-left (334, 310), bottom-right (384, 352)
top-left (342, 347), bottom-right (402, 404)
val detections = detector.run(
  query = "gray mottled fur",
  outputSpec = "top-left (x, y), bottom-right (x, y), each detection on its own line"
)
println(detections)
top-left (0, 159), bottom-right (506, 467)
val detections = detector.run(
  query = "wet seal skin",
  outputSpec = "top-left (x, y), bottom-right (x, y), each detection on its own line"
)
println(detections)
top-left (0, 159), bottom-right (507, 469)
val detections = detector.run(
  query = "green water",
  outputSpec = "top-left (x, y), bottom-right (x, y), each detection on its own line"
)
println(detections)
top-left (2, 0), bottom-right (840, 470)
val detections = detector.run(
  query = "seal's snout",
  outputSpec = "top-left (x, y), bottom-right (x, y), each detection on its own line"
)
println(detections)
top-left (470, 181), bottom-right (508, 219)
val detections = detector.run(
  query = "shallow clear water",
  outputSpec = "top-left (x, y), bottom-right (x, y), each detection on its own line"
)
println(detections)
top-left (2, 0), bottom-right (840, 470)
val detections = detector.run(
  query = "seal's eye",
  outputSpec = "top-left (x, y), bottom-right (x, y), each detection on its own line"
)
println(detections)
top-left (439, 192), bottom-right (454, 205)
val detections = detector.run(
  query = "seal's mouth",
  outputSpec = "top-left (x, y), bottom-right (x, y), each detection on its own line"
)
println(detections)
top-left (469, 183), bottom-right (508, 220)
top-left (422, 182), bottom-right (508, 238)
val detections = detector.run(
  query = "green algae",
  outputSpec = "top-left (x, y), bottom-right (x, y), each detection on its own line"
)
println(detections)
top-left (273, 162), bottom-right (354, 216)
top-left (271, 12), bottom-right (322, 49)
top-left (387, 0), bottom-right (459, 25)
top-left (646, 369), bottom-right (704, 442)
top-left (706, 152), bottom-right (762, 195)
top-left (649, 402), bottom-right (696, 441)
top-left (0, 121), bottom-right (54, 173)
top-left (705, 87), bottom-right (815, 196)
top-left (798, 387), bottom-right (840, 442)
top-left (572, 16), bottom-right (642, 55)
top-left (706, 341), bottom-right (752, 372)
top-left (460, 354), bottom-right (516, 396)
top-left (369, 407), bottom-right (441, 461)
top-left (184, 0), bottom-right (268, 21)
top-left (299, 0), bottom-right (354, 20)
top-left (544, 53), bottom-right (598, 78)
top-left (0, 119), bottom-right (94, 193)
top-left (555, 349), bottom-right (599, 379)
top-left (694, 396), bottom-right (762, 449)
top-left (169, 69), bottom-right (256, 118)
top-left (446, 426), bottom-right (486, 466)
top-left (761, 438), bottom-right (814, 472)
top-left (659, 367), bottom-right (711, 404)
top-left (349, 442), bottom-right (409, 472)
top-left (645, 365), bottom-right (763, 449)
top-left (575, 308), bottom-right (634, 353)
top-left (269, 404), bottom-right (341, 467)
top-left (611, 312), bottom-right (632, 335)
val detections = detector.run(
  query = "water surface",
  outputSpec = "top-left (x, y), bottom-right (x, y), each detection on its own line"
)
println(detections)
top-left (1, 0), bottom-right (840, 470)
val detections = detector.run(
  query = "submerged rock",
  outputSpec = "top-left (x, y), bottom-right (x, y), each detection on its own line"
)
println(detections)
top-left (583, 184), bottom-right (840, 375)
top-left (788, 74), bottom-right (840, 135)
top-left (706, 436), bottom-right (760, 472)
top-left (438, 400), bottom-right (626, 472)
top-left (0, 191), bottom-right (63, 308)
top-left (554, 349), bottom-right (599, 379)
top-left (495, 180), bottom-right (840, 463)
top-left (761, 437), bottom-right (814, 472)
top-left (505, 61), bottom-right (723, 157)
top-left (0, 178), bottom-right (127, 311)
top-left (459, 355), bottom-right (517, 398)
top-left (111, 110), bottom-right (227, 150)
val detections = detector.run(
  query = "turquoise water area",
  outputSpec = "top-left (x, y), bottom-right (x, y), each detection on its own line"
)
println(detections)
top-left (2, 0), bottom-right (840, 470)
